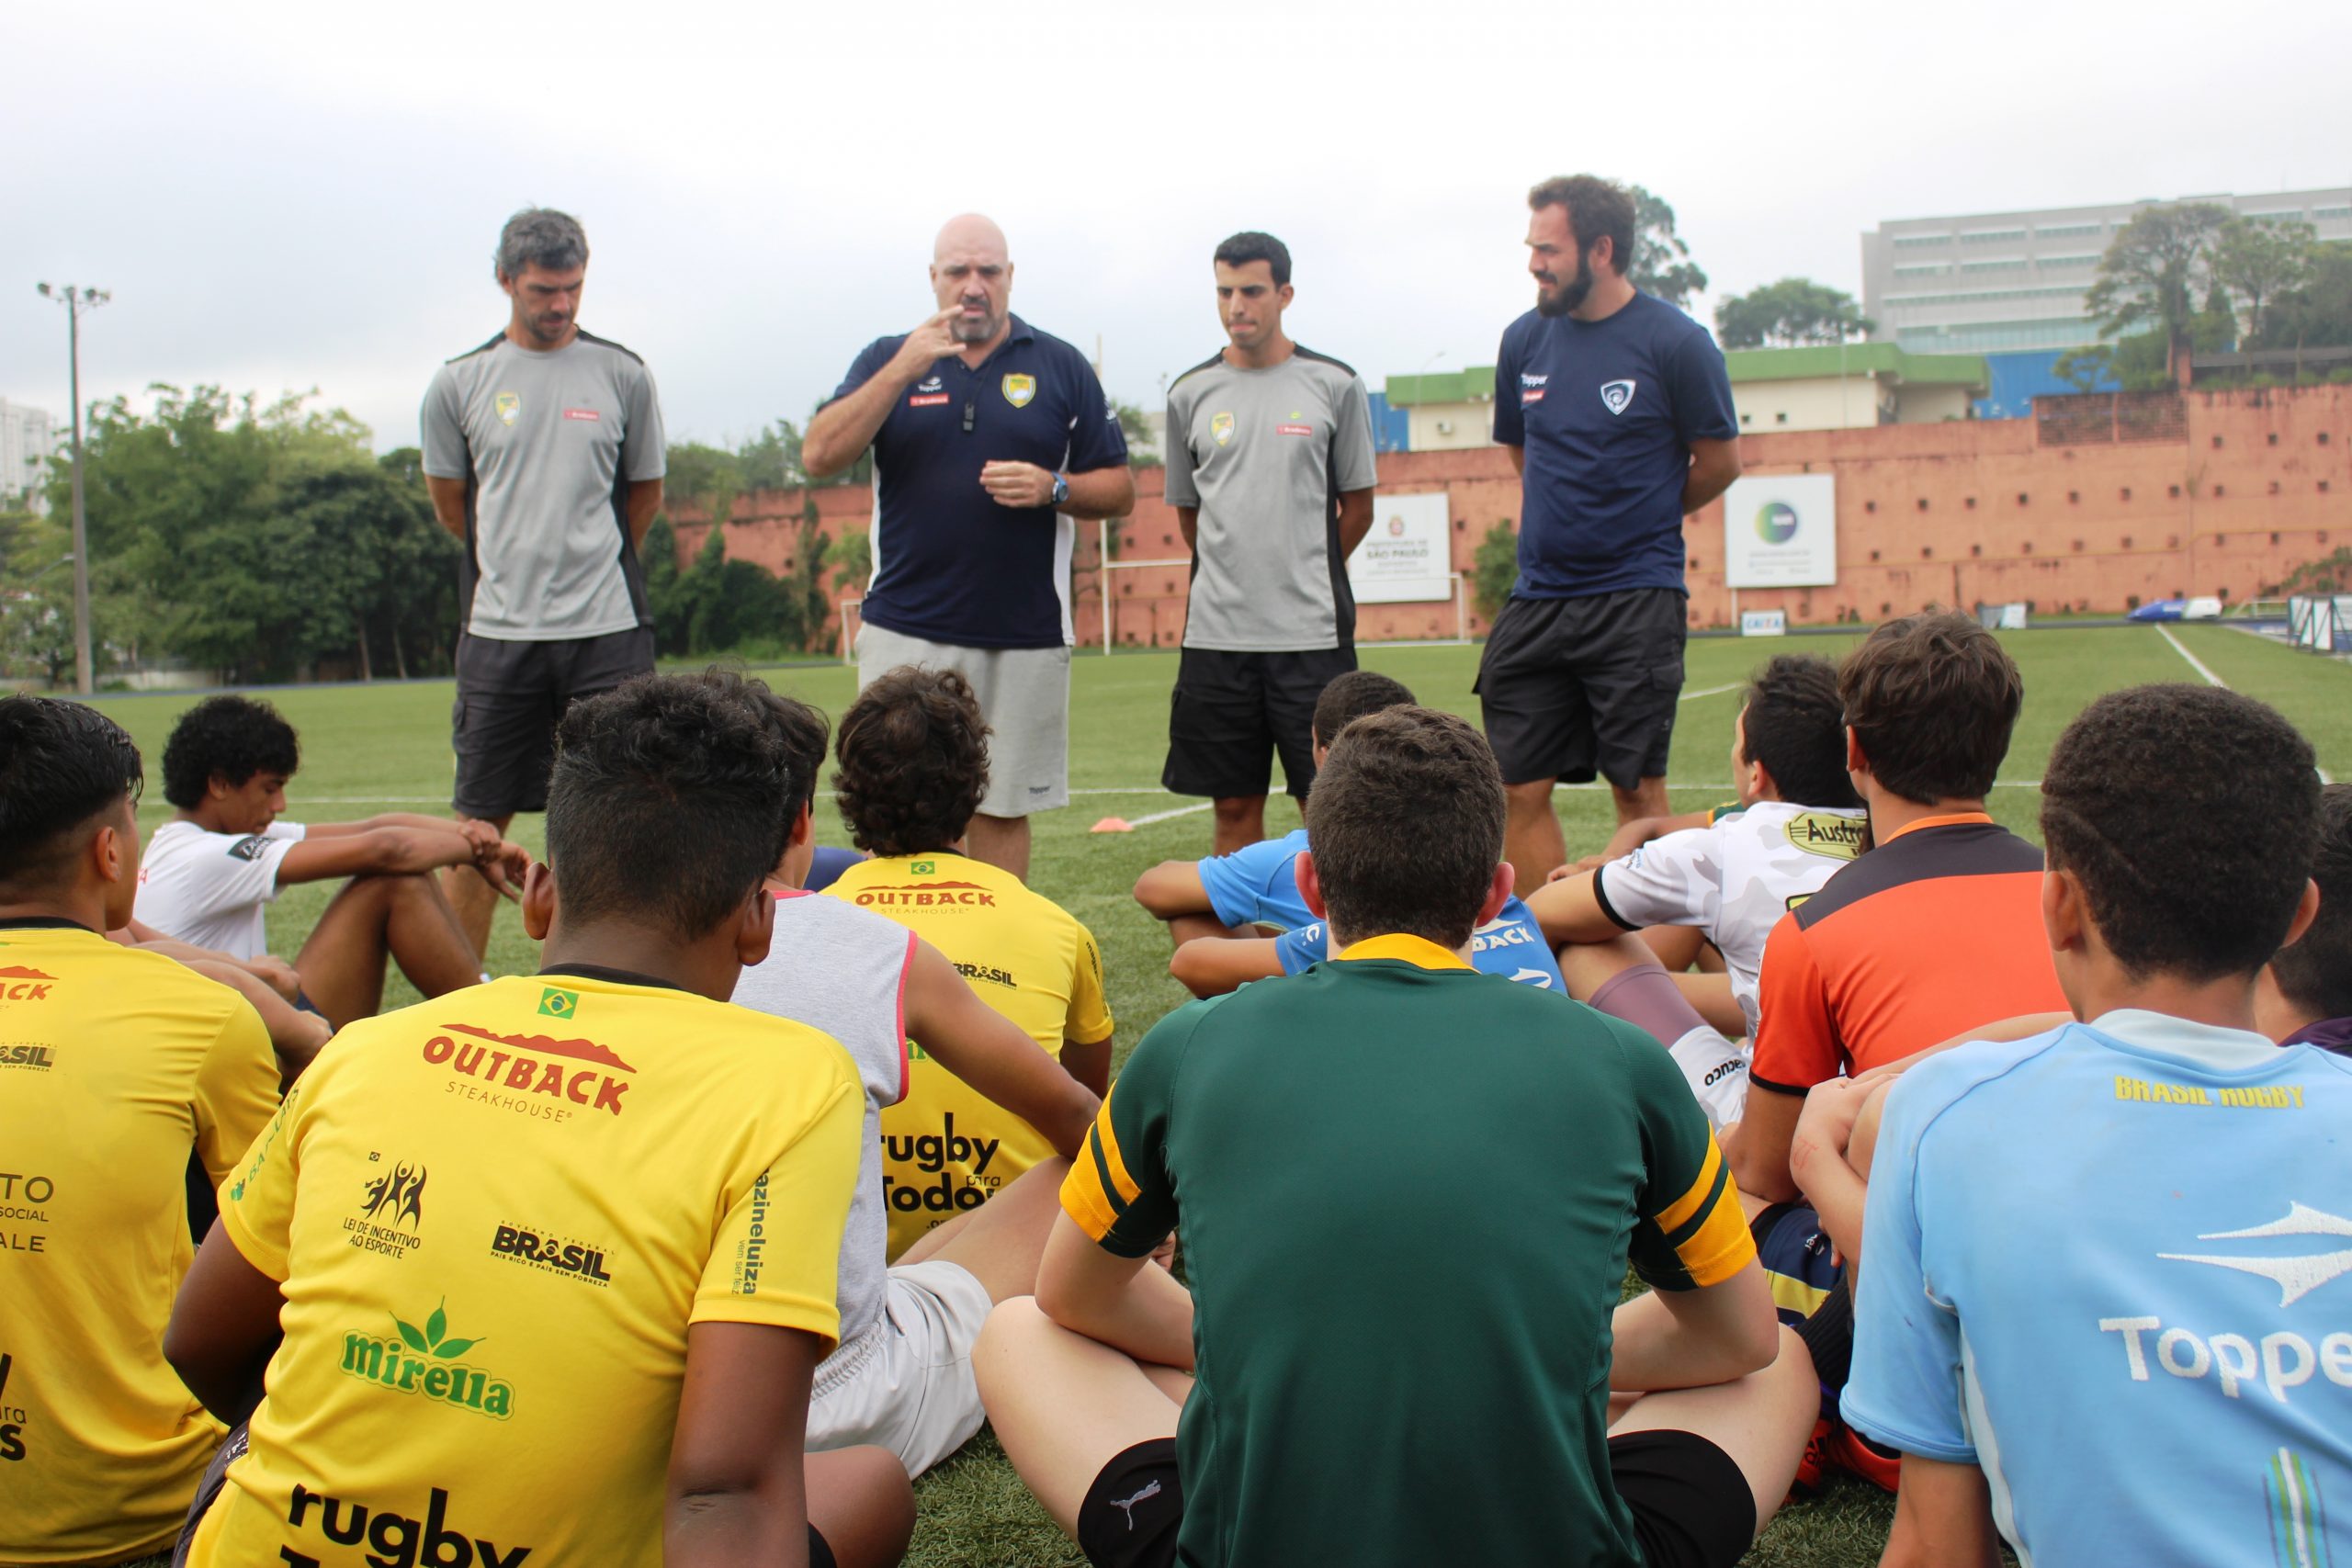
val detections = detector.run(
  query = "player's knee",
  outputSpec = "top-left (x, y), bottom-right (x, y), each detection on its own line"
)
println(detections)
top-left (973, 1296), bottom-right (1053, 1394)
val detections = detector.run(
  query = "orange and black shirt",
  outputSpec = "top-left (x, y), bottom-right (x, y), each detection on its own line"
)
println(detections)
top-left (1750, 813), bottom-right (2067, 1095)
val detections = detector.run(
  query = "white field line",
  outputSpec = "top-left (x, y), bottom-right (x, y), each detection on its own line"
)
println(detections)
top-left (1118, 802), bottom-right (1215, 829)
top-left (2156, 625), bottom-right (2333, 784)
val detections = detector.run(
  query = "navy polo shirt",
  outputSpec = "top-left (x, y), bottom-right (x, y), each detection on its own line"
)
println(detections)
top-left (830, 314), bottom-right (1128, 649)
top-left (1491, 291), bottom-right (1737, 601)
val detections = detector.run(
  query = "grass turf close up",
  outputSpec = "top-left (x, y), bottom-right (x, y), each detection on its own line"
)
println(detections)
top-left (84, 624), bottom-right (2349, 1566)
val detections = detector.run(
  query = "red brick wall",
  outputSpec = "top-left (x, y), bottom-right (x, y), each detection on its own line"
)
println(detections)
top-left (667, 385), bottom-right (2351, 645)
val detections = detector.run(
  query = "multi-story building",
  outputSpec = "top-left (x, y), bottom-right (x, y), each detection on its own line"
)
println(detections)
top-left (1862, 188), bottom-right (2352, 355)
top-left (0, 400), bottom-right (57, 515)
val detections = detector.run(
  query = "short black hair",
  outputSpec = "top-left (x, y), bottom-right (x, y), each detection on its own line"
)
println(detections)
top-left (1527, 175), bottom-right (1637, 276)
top-left (2041, 684), bottom-right (2319, 983)
top-left (1306, 707), bottom-right (1504, 950)
top-left (0, 696), bottom-right (143, 892)
top-left (2271, 783), bottom-right (2352, 1021)
top-left (162, 695), bottom-right (300, 809)
top-left (1739, 655), bottom-right (1860, 809)
top-left (1840, 613), bottom-right (2023, 804)
top-left (733, 678), bottom-right (831, 825)
top-left (834, 666), bottom-right (989, 857)
top-left (1213, 231), bottom-right (1291, 288)
top-left (1311, 670), bottom-right (1416, 749)
top-left (544, 671), bottom-right (789, 942)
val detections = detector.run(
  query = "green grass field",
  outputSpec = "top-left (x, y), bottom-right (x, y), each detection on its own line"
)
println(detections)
top-left (81, 624), bottom-right (2352, 1566)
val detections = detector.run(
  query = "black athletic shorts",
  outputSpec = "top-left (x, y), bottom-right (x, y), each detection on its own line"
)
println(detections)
top-left (1475, 587), bottom-right (1687, 790)
top-left (451, 626), bottom-right (655, 818)
top-left (1073, 1428), bottom-right (1754, 1568)
top-left (1161, 646), bottom-right (1356, 801)
top-left (171, 1424), bottom-right (838, 1567)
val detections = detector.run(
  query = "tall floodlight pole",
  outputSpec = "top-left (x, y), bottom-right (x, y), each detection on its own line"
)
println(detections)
top-left (36, 282), bottom-right (110, 694)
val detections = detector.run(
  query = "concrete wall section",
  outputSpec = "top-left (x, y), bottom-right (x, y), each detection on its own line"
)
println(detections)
top-left (668, 386), bottom-right (2352, 646)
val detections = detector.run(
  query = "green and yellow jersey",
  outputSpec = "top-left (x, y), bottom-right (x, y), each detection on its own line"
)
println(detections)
top-left (1064, 933), bottom-right (1753, 1567)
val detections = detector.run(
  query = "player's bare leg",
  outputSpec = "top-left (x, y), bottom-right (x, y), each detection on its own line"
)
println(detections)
top-left (1210, 795), bottom-right (1267, 855)
top-left (893, 1158), bottom-right (1071, 1301)
top-left (804, 1446), bottom-right (915, 1568)
top-left (1611, 775), bottom-right (1670, 829)
top-left (442, 810), bottom-right (514, 961)
top-left (1607, 1318), bottom-right (1816, 1541)
top-left (1642, 926), bottom-right (1706, 970)
top-left (296, 873), bottom-right (484, 1030)
top-left (966, 812), bottom-right (1030, 882)
top-left (1504, 776), bottom-right (1569, 886)
top-left (974, 1296), bottom-right (1193, 1537)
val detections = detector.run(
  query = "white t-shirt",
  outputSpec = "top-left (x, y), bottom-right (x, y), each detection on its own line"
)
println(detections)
top-left (133, 819), bottom-right (309, 961)
top-left (1592, 800), bottom-right (1867, 1034)
top-left (729, 889), bottom-right (914, 1393)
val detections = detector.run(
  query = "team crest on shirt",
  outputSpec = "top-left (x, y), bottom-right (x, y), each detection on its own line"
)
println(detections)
top-left (1600, 379), bottom-right (1636, 416)
top-left (1210, 412), bottom-right (1234, 447)
top-left (1001, 373), bottom-right (1036, 409)
top-left (494, 391), bottom-right (521, 426)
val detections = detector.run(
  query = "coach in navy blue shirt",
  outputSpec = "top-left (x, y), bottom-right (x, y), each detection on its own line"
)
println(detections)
top-left (1478, 174), bottom-right (1741, 883)
top-left (805, 213), bottom-right (1134, 880)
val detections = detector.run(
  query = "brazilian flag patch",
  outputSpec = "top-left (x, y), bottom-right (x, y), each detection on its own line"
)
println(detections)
top-left (538, 987), bottom-right (580, 1021)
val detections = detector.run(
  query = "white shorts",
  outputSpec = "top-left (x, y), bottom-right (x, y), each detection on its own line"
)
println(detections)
top-left (806, 1258), bottom-right (993, 1477)
top-left (855, 621), bottom-right (1070, 819)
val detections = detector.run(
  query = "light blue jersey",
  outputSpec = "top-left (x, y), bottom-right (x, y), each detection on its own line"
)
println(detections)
top-left (1849, 1010), bottom-right (2352, 1568)
top-left (1195, 828), bottom-right (1314, 931)
top-left (1275, 897), bottom-right (1564, 990)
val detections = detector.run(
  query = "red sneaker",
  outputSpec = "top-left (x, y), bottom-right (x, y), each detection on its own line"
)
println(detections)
top-left (1832, 1423), bottom-right (1902, 1493)
top-left (1789, 1416), bottom-right (1838, 1498)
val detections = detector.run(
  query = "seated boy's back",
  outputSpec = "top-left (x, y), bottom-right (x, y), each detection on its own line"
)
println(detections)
top-left (0, 695), bottom-right (281, 1567)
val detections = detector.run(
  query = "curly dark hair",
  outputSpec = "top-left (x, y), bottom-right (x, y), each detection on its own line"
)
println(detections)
top-left (1740, 655), bottom-right (1860, 809)
top-left (1527, 175), bottom-right (1637, 276)
top-left (2041, 684), bottom-right (2319, 983)
top-left (1839, 613), bottom-right (2022, 805)
top-left (1311, 670), bottom-right (1416, 749)
top-left (0, 696), bottom-right (143, 892)
top-left (1306, 706), bottom-right (1504, 949)
top-left (834, 666), bottom-right (989, 857)
top-left (683, 668), bottom-right (831, 826)
top-left (2270, 783), bottom-right (2352, 1020)
top-left (161, 695), bottom-right (300, 808)
top-left (545, 671), bottom-right (790, 942)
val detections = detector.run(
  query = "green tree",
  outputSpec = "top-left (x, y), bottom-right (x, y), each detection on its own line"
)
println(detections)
top-left (1627, 186), bottom-right (1708, 310)
top-left (2084, 202), bottom-right (2232, 379)
top-left (2212, 217), bottom-right (2312, 345)
top-left (1713, 278), bottom-right (1872, 349)
top-left (662, 441), bottom-right (744, 522)
top-left (826, 528), bottom-right (872, 593)
top-left (1471, 520), bottom-right (1519, 621)
top-left (737, 419), bottom-right (807, 492)
top-left (1109, 399), bottom-right (1159, 468)
top-left (2251, 240), bottom-right (2352, 352)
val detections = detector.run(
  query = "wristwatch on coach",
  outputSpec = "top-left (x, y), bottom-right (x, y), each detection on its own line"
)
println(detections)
top-left (1050, 471), bottom-right (1070, 507)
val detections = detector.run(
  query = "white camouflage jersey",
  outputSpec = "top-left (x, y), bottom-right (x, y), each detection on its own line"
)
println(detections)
top-left (1592, 800), bottom-right (1868, 1034)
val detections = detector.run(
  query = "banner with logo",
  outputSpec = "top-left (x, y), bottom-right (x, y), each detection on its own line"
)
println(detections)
top-left (1349, 491), bottom-right (1453, 604)
top-left (1739, 610), bottom-right (1788, 637)
top-left (1723, 474), bottom-right (1837, 589)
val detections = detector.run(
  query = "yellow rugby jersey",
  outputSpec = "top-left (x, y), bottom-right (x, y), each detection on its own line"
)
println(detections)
top-left (0, 919), bottom-right (278, 1564)
top-left (826, 852), bottom-right (1113, 1256)
top-left (187, 969), bottom-right (862, 1568)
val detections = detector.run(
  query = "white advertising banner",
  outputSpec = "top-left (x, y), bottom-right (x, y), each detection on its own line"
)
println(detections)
top-left (1723, 474), bottom-right (1838, 589)
top-left (1740, 610), bottom-right (1788, 637)
top-left (1350, 491), bottom-right (1453, 604)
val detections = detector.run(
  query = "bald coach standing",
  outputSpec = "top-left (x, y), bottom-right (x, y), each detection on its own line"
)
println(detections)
top-left (804, 215), bottom-right (1134, 882)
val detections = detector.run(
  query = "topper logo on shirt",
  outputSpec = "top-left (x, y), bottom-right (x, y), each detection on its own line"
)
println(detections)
top-left (2159, 1203), bottom-right (2352, 1307)
top-left (421, 1023), bottom-right (637, 1115)
top-left (493, 391), bottom-right (520, 427)
top-left (0, 967), bottom-right (54, 1003)
top-left (1600, 379), bottom-right (1637, 416)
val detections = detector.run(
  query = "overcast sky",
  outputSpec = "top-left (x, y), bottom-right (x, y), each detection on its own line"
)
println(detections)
top-left (7, 0), bottom-right (2349, 455)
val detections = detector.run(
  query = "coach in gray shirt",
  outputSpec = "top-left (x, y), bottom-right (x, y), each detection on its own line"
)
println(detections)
top-left (1162, 231), bottom-right (1378, 853)
top-left (421, 207), bottom-right (665, 958)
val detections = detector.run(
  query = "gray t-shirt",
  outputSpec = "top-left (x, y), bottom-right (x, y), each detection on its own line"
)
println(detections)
top-left (421, 331), bottom-right (665, 642)
top-left (729, 889), bottom-right (914, 1392)
top-left (1164, 347), bottom-right (1378, 651)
